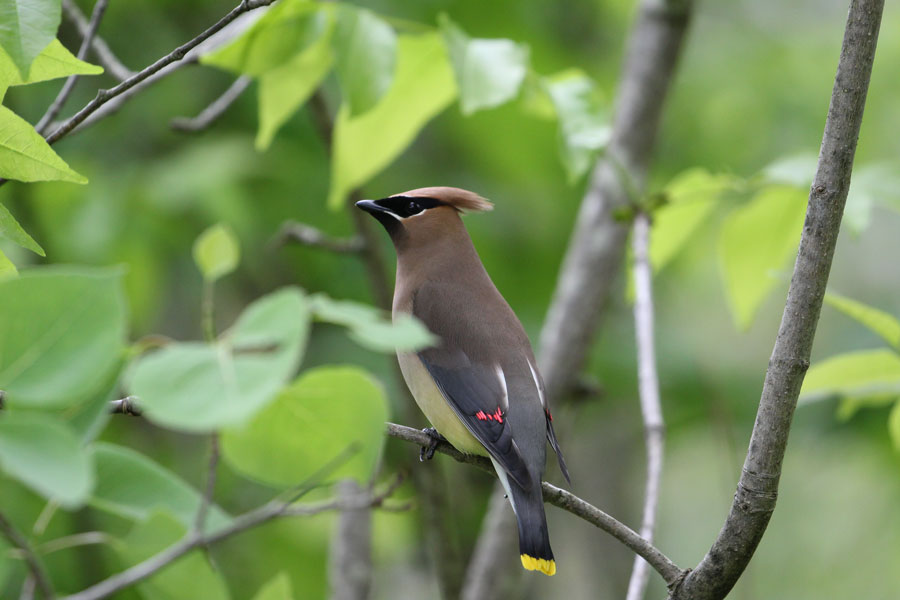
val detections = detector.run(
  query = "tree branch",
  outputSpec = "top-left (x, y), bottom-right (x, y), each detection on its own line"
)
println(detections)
top-left (0, 511), bottom-right (55, 600)
top-left (328, 480), bottom-right (372, 600)
top-left (385, 422), bottom-right (685, 587)
top-left (537, 0), bottom-right (692, 403)
top-left (272, 221), bottom-right (365, 254)
top-left (193, 433), bottom-right (220, 535)
top-left (109, 396), bottom-right (141, 416)
top-left (61, 0), bottom-right (134, 81)
top-left (170, 76), bottom-right (252, 133)
top-left (626, 211), bottom-right (666, 600)
top-left (36, 0), bottom-right (110, 135)
top-left (44, 0), bottom-right (274, 146)
top-left (60, 464), bottom-right (399, 600)
top-left (671, 1), bottom-right (884, 597)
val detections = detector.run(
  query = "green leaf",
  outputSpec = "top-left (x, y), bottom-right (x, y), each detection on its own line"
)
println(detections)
top-left (333, 6), bottom-right (396, 117)
top-left (543, 69), bottom-right (610, 182)
top-left (718, 185), bottom-right (807, 329)
top-left (119, 512), bottom-right (230, 600)
top-left (0, 202), bottom-right (44, 255)
top-left (193, 223), bottom-right (240, 281)
top-left (256, 13), bottom-right (334, 150)
top-left (0, 266), bottom-right (126, 408)
top-left (0, 38), bottom-right (102, 90)
top-left (131, 288), bottom-right (310, 432)
top-left (310, 294), bottom-right (437, 352)
top-left (0, 105), bottom-right (87, 183)
top-left (0, 413), bottom-right (93, 507)
top-left (439, 15), bottom-right (528, 115)
top-left (762, 153), bottom-right (817, 188)
top-left (889, 401), bottom-right (900, 452)
top-left (651, 169), bottom-right (739, 272)
top-left (327, 31), bottom-right (457, 209)
top-left (835, 394), bottom-right (897, 422)
top-left (200, 0), bottom-right (323, 77)
top-left (91, 442), bottom-right (231, 531)
top-left (222, 366), bottom-right (389, 487)
top-left (844, 163), bottom-right (900, 234)
top-left (0, 248), bottom-right (16, 278)
top-left (0, 0), bottom-right (61, 78)
top-left (800, 349), bottom-right (900, 402)
top-left (252, 573), bottom-right (294, 600)
top-left (824, 292), bottom-right (900, 351)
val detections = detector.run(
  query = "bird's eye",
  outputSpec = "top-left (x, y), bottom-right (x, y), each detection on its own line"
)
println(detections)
top-left (407, 200), bottom-right (422, 215)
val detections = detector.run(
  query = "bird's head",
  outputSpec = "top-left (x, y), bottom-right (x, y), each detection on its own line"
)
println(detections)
top-left (355, 187), bottom-right (492, 250)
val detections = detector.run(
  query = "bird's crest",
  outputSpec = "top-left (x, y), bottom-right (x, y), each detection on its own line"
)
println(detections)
top-left (396, 186), bottom-right (493, 213)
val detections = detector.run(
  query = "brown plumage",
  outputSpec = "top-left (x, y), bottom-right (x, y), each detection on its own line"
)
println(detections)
top-left (357, 187), bottom-right (569, 576)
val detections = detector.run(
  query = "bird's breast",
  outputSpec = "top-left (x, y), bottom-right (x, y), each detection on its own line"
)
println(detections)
top-left (396, 351), bottom-right (486, 456)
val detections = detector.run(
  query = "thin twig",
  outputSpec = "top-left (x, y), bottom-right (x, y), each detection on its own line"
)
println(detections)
top-left (36, 0), bottom-right (110, 134)
top-left (626, 211), bottom-right (666, 600)
top-left (61, 0), bottom-right (134, 81)
top-left (385, 422), bottom-right (685, 587)
top-left (0, 512), bottom-right (55, 599)
top-left (273, 221), bottom-right (365, 254)
top-left (672, 0), bottom-right (884, 598)
top-left (109, 396), bottom-right (141, 416)
top-left (20, 575), bottom-right (36, 600)
top-left (193, 433), bottom-right (220, 534)
top-left (55, 7), bottom-right (263, 138)
top-left (170, 76), bottom-right (252, 133)
top-left (60, 448), bottom-right (383, 600)
top-left (39, 532), bottom-right (114, 556)
top-left (44, 0), bottom-right (275, 147)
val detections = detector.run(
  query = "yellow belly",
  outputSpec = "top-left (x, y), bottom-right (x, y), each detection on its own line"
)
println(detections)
top-left (397, 352), bottom-right (486, 456)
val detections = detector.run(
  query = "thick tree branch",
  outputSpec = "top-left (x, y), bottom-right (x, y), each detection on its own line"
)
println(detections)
top-left (36, 0), bottom-right (110, 135)
top-left (671, 1), bottom-right (884, 598)
top-left (44, 0), bottom-right (274, 146)
top-left (538, 0), bottom-right (692, 403)
top-left (170, 76), bottom-right (252, 133)
top-left (0, 511), bottom-right (55, 599)
top-left (465, 0), bottom-right (693, 595)
top-left (61, 0), bottom-right (134, 81)
top-left (386, 422), bottom-right (685, 587)
top-left (328, 480), bottom-right (372, 600)
top-left (626, 212), bottom-right (666, 600)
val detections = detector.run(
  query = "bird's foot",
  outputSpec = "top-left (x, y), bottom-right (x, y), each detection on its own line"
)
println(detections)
top-left (419, 427), bottom-right (446, 462)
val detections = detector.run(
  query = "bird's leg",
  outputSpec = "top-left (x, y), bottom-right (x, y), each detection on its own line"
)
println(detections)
top-left (419, 427), bottom-right (446, 462)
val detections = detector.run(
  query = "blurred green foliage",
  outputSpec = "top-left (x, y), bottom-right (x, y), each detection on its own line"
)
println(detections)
top-left (1, 0), bottom-right (899, 598)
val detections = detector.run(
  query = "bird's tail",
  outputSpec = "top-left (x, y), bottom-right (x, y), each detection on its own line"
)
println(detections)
top-left (511, 484), bottom-right (556, 576)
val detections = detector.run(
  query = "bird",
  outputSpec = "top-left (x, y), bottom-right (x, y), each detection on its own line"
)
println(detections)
top-left (356, 186), bottom-right (570, 576)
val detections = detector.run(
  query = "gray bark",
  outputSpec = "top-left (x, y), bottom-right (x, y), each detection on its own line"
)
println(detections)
top-left (329, 480), bottom-right (373, 600)
top-left (670, 1), bottom-right (884, 597)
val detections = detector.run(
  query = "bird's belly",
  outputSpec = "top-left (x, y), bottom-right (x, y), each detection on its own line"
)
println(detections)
top-left (397, 352), bottom-right (486, 456)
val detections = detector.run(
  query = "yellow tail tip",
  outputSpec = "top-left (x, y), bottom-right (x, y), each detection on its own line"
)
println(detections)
top-left (520, 554), bottom-right (556, 576)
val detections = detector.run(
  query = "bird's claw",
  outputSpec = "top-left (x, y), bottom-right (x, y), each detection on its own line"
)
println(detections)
top-left (419, 427), bottom-right (446, 462)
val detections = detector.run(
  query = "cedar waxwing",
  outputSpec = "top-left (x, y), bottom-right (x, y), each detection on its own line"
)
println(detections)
top-left (356, 187), bottom-right (570, 576)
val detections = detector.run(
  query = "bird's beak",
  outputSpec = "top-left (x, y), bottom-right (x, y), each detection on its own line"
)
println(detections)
top-left (355, 199), bottom-right (389, 215)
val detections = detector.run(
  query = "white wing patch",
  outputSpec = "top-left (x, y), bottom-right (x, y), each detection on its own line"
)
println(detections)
top-left (495, 364), bottom-right (509, 410)
top-left (527, 358), bottom-right (546, 408)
